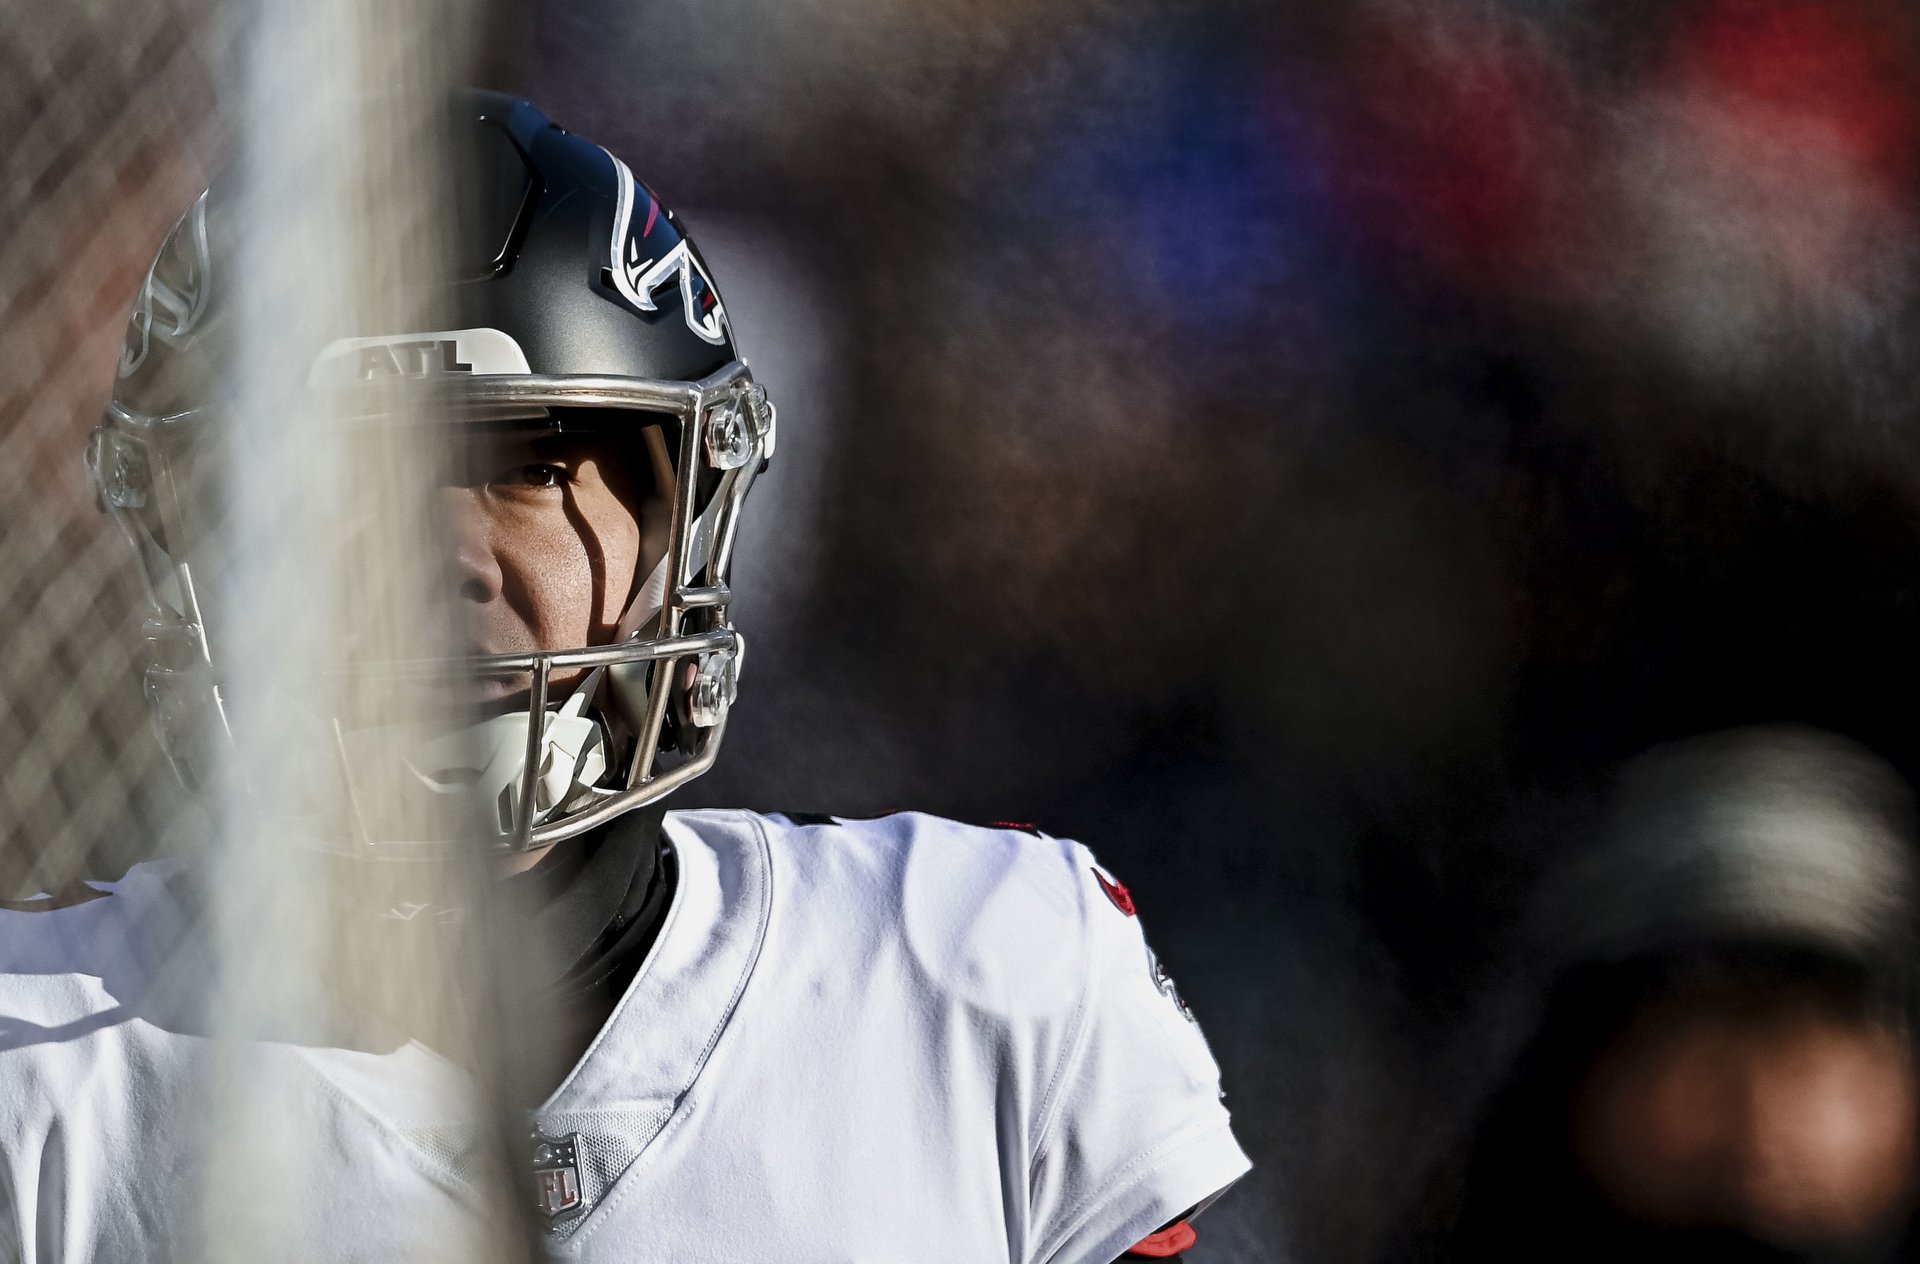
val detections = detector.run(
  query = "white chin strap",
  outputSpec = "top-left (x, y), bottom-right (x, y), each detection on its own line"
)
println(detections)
top-left (337, 687), bottom-right (611, 837)
top-left (622, 489), bottom-right (720, 641)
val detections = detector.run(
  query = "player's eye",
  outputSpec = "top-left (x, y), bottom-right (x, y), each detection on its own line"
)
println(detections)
top-left (491, 462), bottom-right (568, 490)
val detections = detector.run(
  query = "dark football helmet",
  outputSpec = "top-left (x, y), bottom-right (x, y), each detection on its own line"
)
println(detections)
top-left (88, 91), bottom-right (774, 855)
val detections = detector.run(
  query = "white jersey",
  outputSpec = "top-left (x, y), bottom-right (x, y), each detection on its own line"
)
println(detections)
top-left (0, 809), bottom-right (1249, 1262)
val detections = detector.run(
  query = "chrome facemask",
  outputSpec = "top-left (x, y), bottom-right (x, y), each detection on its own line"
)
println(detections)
top-left (89, 361), bottom-right (774, 856)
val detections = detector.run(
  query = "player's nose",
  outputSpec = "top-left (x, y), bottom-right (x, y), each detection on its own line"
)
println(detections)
top-left (434, 485), bottom-right (504, 606)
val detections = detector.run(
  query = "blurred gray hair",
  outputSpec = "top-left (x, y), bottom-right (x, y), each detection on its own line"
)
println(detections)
top-left (1538, 726), bottom-right (1918, 970)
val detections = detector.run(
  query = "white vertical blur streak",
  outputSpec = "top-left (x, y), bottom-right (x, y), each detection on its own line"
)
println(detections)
top-left (199, 0), bottom-right (518, 1259)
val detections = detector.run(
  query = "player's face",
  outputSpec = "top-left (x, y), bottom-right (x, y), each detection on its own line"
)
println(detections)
top-left (438, 430), bottom-right (655, 702)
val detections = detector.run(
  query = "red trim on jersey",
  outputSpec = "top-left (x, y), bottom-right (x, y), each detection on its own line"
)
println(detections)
top-left (1093, 868), bottom-right (1137, 917)
top-left (1124, 1219), bottom-right (1197, 1257)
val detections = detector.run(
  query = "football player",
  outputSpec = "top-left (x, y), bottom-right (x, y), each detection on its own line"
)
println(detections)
top-left (0, 92), bottom-right (1248, 1261)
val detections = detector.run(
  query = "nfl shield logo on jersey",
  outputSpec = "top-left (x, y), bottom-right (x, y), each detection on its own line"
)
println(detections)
top-left (530, 1129), bottom-right (583, 1218)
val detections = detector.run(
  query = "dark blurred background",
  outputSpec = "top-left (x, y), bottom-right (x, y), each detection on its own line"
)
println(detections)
top-left (12, 0), bottom-right (1920, 1258)
top-left (477, 1), bottom-right (1920, 1257)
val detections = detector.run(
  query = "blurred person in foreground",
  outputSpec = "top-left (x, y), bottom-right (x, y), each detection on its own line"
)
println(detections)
top-left (0, 93), bottom-right (1247, 1261)
top-left (1393, 727), bottom-right (1920, 1263)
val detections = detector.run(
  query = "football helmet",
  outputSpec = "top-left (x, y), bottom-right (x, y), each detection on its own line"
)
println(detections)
top-left (87, 91), bottom-right (774, 855)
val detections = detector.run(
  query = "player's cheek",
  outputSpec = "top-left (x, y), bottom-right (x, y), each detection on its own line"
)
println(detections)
top-left (471, 504), bottom-right (579, 642)
top-left (590, 501), bottom-right (646, 633)
top-left (530, 520), bottom-right (604, 649)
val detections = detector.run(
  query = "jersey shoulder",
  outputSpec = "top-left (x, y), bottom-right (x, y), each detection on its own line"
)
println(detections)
top-left (0, 859), bottom-right (194, 1024)
top-left (666, 808), bottom-right (1104, 1027)
top-left (0, 860), bottom-right (203, 1147)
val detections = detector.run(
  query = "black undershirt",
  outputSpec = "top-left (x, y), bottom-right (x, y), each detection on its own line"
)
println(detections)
top-left (495, 804), bottom-right (677, 1104)
top-left (501, 800), bottom-right (677, 1007)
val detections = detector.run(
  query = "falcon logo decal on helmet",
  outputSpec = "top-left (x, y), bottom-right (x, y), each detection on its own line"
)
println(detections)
top-left (604, 150), bottom-right (729, 346)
